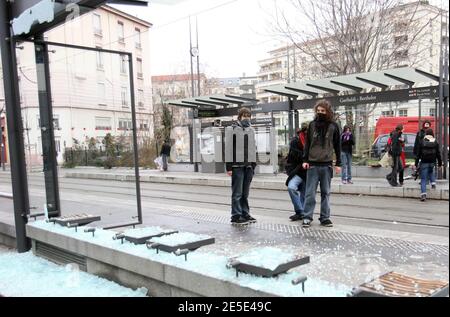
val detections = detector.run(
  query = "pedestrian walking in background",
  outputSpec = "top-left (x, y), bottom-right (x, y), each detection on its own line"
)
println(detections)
top-left (340, 125), bottom-right (355, 184)
top-left (414, 120), bottom-right (432, 158)
top-left (285, 123), bottom-right (308, 222)
top-left (415, 128), bottom-right (442, 202)
top-left (160, 140), bottom-right (171, 172)
top-left (412, 120), bottom-right (432, 180)
top-left (386, 125), bottom-right (404, 187)
top-left (301, 100), bottom-right (341, 228)
top-left (226, 107), bottom-right (257, 225)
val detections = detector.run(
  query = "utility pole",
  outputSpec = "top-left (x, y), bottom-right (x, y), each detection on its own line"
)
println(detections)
top-left (189, 16), bottom-right (195, 98)
top-left (196, 17), bottom-right (201, 97)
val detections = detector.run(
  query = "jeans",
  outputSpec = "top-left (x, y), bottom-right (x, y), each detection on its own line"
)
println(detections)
top-left (287, 175), bottom-right (305, 214)
top-left (161, 154), bottom-right (168, 171)
top-left (231, 166), bottom-right (254, 218)
top-left (341, 152), bottom-right (352, 181)
top-left (388, 155), bottom-right (403, 185)
top-left (302, 165), bottom-right (332, 222)
top-left (420, 162), bottom-right (436, 194)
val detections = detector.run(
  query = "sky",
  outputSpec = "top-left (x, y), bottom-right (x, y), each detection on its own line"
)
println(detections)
top-left (111, 0), bottom-right (449, 78)
top-left (111, 0), bottom-right (289, 78)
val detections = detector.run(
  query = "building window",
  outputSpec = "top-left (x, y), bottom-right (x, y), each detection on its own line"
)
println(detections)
top-left (120, 55), bottom-right (127, 74)
top-left (398, 109), bottom-right (408, 117)
top-left (93, 14), bottom-right (102, 35)
top-left (136, 58), bottom-right (143, 78)
top-left (139, 120), bottom-right (149, 131)
top-left (37, 116), bottom-right (60, 129)
top-left (381, 110), bottom-right (394, 117)
top-left (429, 108), bottom-right (436, 117)
top-left (95, 117), bottom-right (112, 130)
top-left (96, 47), bottom-right (103, 69)
top-left (138, 89), bottom-right (144, 107)
top-left (118, 118), bottom-right (132, 131)
top-left (117, 21), bottom-right (125, 43)
top-left (53, 116), bottom-right (60, 130)
top-left (135, 28), bottom-right (141, 48)
top-left (97, 82), bottom-right (106, 105)
top-left (121, 87), bottom-right (128, 107)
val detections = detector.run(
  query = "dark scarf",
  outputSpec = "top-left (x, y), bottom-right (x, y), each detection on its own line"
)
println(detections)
top-left (315, 118), bottom-right (330, 147)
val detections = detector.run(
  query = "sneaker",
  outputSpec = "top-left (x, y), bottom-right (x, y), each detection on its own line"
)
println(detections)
top-left (243, 214), bottom-right (257, 223)
top-left (341, 180), bottom-right (347, 184)
top-left (431, 183), bottom-right (436, 189)
top-left (302, 219), bottom-right (312, 228)
top-left (231, 216), bottom-right (249, 225)
top-left (320, 219), bottom-right (333, 227)
top-left (290, 214), bottom-right (303, 222)
top-left (347, 180), bottom-right (354, 184)
top-left (420, 193), bottom-right (427, 202)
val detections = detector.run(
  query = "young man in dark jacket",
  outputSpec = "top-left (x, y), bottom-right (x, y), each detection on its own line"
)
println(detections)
top-left (226, 108), bottom-right (257, 225)
top-left (415, 128), bottom-right (442, 202)
top-left (160, 140), bottom-right (171, 171)
top-left (340, 125), bottom-right (355, 184)
top-left (301, 100), bottom-right (341, 228)
top-left (285, 123), bottom-right (308, 221)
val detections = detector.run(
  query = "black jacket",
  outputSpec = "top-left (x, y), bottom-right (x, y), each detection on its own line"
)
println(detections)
top-left (160, 144), bottom-right (171, 156)
top-left (390, 131), bottom-right (404, 157)
top-left (415, 135), bottom-right (442, 167)
top-left (341, 133), bottom-right (355, 154)
top-left (285, 135), bottom-right (307, 186)
top-left (413, 129), bottom-right (426, 157)
top-left (225, 121), bottom-right (257, 172)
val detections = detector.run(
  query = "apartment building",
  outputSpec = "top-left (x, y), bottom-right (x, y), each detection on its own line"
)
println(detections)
top-left (1, 5), bottom-right (153, 164)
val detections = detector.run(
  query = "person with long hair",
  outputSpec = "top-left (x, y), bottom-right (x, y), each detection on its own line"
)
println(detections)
top-left (301, 100), bottom-right (341, 228)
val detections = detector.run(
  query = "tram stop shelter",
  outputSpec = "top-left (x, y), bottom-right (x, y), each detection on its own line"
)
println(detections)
top-left (169, 67), bottom-right (448, 178)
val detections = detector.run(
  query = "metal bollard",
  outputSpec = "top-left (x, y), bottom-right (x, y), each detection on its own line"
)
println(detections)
top-left (174, 249), bottom-right (190, 261)
top-left (67, 222), bottom-right (78, 232)
top-left (292, 276), bottom-right (308, 293)
top-left (84, 227), bottom-right (96, 237)
top-left (145, 241), bottom-right (161, 254)
top-left (112, 233), bottom-right (125, 244)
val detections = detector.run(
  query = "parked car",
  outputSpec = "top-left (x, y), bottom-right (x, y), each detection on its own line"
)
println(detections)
top-left (371, 133), bottom-right (416, 159)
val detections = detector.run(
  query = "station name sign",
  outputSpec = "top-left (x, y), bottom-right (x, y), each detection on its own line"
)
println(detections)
top-left (294, 86), bottom-right (440, 110)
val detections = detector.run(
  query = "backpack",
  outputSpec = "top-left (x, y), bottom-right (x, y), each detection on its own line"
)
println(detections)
top-left (421, 138), bottom-right (437, 161)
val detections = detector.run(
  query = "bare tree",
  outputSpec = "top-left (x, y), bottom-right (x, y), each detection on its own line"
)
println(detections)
top-left (269, 0), bottom-right (442, 155)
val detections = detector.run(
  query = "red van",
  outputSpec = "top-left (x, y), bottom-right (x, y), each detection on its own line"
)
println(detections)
top-left (374, 117), bottom-right (437, 140)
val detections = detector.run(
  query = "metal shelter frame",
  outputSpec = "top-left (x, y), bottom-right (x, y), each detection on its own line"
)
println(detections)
top-left (0, 0), bottom-right (148, 252)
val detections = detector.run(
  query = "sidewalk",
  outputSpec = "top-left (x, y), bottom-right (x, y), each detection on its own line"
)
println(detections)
top-left (62, 167), bottom-right (449, 200)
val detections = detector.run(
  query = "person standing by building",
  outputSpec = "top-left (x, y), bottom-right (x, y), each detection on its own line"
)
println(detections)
top-left (285, 123), bottom-right (308, 221)
top-left (340, 125), bottom-right (355, 184)
top-left (226, 108), bottom-right (257, 225)
top-left (160, 140), bottom-right (171, 172)
top-left (386, 125), bottom-right (404, 187)
top-left (301, 100), bottom-right (341, 228)
top-left (415, 128), bottom-right (442, 202)
top-left (412, 120), bottom-right (432, 180)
